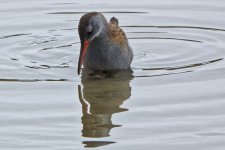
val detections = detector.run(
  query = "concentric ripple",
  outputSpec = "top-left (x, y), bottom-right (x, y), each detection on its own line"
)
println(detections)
top-left (128, 25), bottom-right (225, 77)
top-left (1, 0), bottom-right (225, 81)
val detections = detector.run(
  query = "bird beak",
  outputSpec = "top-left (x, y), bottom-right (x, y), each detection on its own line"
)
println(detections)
top-left (77, 39), bottom-right (89, 75)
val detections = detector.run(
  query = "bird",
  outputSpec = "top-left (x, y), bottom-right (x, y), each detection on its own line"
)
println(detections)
top-left (77, 12), bottom-right (133, 75)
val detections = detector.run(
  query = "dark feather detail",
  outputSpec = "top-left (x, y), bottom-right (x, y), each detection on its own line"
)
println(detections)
top-left (108, 17), bottom-right (128, 48)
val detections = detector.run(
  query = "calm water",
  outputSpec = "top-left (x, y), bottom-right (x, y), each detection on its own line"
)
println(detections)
top-left (1, 0), bottom-right (225, 149)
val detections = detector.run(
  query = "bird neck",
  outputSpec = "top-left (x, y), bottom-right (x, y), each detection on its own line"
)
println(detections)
top-left (93, 26), bottom-right (110, 43)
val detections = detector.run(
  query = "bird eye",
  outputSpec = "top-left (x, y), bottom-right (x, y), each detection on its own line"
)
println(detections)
top-left (87, 31), bottom-right (92, 36)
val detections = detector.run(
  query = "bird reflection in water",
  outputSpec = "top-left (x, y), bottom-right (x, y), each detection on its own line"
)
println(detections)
top-left (78, 70), bottom-right (133, 148)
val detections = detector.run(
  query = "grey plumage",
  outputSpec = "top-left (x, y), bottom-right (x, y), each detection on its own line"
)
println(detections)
top-left (78, 12), bottom-right (133, 75)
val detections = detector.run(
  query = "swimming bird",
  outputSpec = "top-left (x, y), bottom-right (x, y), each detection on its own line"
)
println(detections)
top-left (77, 12), bottom-right (133, 75)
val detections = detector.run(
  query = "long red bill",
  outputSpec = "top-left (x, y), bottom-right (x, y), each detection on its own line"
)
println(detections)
top-left (77, 40), bottom-right (89, 75)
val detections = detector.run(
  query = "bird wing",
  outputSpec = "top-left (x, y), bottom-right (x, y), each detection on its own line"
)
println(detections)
top-left (108, 17), bottom-right (128, 48)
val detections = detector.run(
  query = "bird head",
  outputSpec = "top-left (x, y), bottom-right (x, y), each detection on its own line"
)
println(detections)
top-left (77, 12), bottom-right (108, 75)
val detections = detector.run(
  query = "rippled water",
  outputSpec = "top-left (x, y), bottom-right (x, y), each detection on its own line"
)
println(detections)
top-left (1, 0), bottom-right (225, 149)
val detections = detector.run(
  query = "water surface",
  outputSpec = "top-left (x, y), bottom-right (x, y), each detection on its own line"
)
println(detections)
top-left (1, 0), bottom-right (225, 149)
